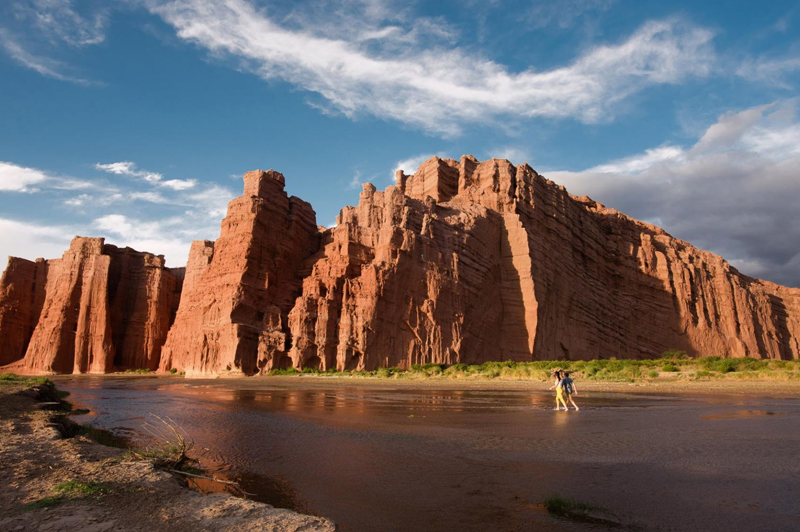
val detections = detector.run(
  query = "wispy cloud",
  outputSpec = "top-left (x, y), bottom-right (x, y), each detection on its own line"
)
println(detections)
top-left (737, 54), bottom-right (800, 89)
top-left (348, 170), bottom-right (364, 190)
top-left (95, 161), bottom-right (196, 189)
top-left (546, 100), bottom-right (800, 287)
top-left (0, 1), bottom-right (106, 84)
top-left (146, 0), bottom-right (715, 136)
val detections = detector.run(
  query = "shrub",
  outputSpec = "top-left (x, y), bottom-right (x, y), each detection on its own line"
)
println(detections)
top-left (661, 364), bottom-right (678, 372)
top-left (647, 370), bottom-right (659, 378)
top-left (269, 367), bottom-right (300, 376)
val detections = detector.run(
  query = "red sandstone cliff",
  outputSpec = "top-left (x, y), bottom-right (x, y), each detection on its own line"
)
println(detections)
top-left (157, 170), bottom-right (320, 377)
top-left (0, 257), bottom-right (47, 366)
top-left (288, 156), bottom-right (800, 370)
top-left (1, 238), bottom-right (182, 374)
top-left (2, 156), bottom-right (799, 376)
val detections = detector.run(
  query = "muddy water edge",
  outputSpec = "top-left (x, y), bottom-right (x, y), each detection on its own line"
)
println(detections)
top-left (55, 376), bottom-right (800, 532)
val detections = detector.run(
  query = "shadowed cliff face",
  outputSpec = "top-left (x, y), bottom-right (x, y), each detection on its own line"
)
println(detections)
top-left (2, 156), bottom-right (800, 375)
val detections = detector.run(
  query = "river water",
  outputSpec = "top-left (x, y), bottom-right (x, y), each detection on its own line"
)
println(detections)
top-left (56, 376), bottom-right (800, 532)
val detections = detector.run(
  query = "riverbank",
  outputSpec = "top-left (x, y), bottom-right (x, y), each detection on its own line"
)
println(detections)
top-left (51, 370), bottom-right (800, 396)
top-left (0, 377), bottom-right (335, 532)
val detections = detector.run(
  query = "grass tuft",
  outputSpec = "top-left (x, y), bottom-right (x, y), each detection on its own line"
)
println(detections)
top-left (54, 481), bottom-right (109, 496)
top-left (23, 495), bottom-right (64, 511)
top-left (544, 495), bottom-right (596, 516)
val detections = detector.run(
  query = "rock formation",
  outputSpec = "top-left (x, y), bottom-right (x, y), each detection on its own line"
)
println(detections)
top-left (288, 155), bottom-right (800, 370)
top-left (2, 156), bottom-right (799, 376)
top-left (0, 238), bottom-right (182, 374)
top-left (0, 257), bottom-right (47, 366)
top-left (158, 170), bottom-right (320, 377)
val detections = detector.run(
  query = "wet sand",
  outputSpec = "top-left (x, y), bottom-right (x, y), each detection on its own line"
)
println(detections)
top-left (56, 376), bottom-right (800, 532)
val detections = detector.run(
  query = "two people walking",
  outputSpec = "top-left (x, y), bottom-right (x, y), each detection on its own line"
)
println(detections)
top-left (549, 370), bottom-right (579, 411)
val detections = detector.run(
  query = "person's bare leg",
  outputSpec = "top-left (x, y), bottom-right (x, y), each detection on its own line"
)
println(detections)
top-left (568, 396), bottom-right (579, 410)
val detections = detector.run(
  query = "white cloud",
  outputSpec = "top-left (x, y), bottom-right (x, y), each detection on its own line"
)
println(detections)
top-left (185, 184), bottom-right (235, 219)
top-left (589, 145), bottom-right (686, 174)
top-left (0, 218), bottom-right (75, 266)
top-left (490, 147), bottom-right (533, 165)
top-left (64, 193), bottom-right (91, 207)
top-left (161, 178), bottom-right (196, 190)
top-left (393, 153), bottom-right (437, 181)
top-left (129, 191), bottom-right (172, 204)
top-left (0, 161), bottom-right (48, 192)
top-left (146, 0), bottom-right (715, 136)
top-left (545, 100), bottom-right (800, 287)
top-left (95, 161), bottom-right (164, 183)
top-left (94, 214), bottom-right (192, 267)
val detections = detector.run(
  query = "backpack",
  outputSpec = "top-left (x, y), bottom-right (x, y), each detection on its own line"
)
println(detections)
top-left (562, 377), bottom-right (574, 394)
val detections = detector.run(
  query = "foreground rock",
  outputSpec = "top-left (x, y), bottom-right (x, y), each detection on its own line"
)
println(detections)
top-left (2, 156), bottom-right (800, 375)
top-left (0, 382), bottom-right (335, 532)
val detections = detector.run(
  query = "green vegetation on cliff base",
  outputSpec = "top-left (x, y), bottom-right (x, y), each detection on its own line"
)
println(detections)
top-left (270, 353), bottom-right (800, 382)
top-left (0, 373), bottom-right (53, 387)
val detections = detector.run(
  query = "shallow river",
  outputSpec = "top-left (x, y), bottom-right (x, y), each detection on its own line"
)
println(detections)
top-left (57, 377), bottom-right (800, 532)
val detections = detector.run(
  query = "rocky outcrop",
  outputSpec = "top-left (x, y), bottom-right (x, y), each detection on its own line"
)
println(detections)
top-left (158, 170), bottom-right (320, 377)
top-left (0, 258), bottom-right (47, 366)
top-left (3, 156), bottom-right (799, 376)
top-left (3, 238), bottom-right (182, 374)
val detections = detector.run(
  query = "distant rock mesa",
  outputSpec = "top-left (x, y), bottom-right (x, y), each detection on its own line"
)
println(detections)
top-left (2, 156), bottom-right (799, 375)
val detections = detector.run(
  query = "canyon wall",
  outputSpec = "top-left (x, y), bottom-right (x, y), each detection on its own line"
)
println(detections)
top-left (0, 237), bottom-right (182, 374)
top-left (2, 156), bottom-right (799, 375)
top-left (286, 156), bottom-right (800, 371)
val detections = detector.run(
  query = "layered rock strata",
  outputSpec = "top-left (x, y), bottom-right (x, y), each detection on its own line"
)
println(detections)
top-left (288, 156), bottom-right (800, 370)
top-left (1, 238), bottom-right (182, 374)
top-left (158, 170), bottom-right (320, 377)
top-left (2, 156), bottom-right (799, 376)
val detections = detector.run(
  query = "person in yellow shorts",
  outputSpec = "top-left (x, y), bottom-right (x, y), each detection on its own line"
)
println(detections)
top-left (549, 370), bottom-right (568, 411)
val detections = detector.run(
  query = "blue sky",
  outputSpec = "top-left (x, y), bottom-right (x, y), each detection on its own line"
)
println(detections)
top-left (1, 0), bottom-right (799, 286)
